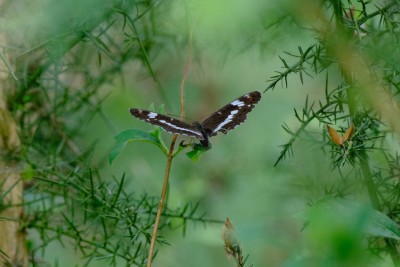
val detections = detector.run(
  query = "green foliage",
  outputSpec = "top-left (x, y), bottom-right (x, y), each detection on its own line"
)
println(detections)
top-left (298, 197), bottom-right (400, 241)
top-left (110, 127), bottom-right (210, 163)
top-left (3, 0), bottom-right (216, 266)
top-left (291, 197), bottom-right (400, 266)
top-left (25, 167), bottom-right (212, 266)
top-left (185, 143), bottom-right (211, 161)
top-left (3, 0), bottom-right (400, 266)
top-left (269, 0), bottom-right (400, 265)
top-left (109, 128), bottom-right (167, 164)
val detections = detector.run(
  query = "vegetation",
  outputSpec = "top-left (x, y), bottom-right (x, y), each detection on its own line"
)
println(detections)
top-left (1, 0), bottom-right (400, 266)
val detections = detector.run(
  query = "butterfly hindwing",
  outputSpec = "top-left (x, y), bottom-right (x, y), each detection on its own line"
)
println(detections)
top-left (129, 109), bottom-right (203, 139)
top-left (200, 91), bottom-right (261, 137)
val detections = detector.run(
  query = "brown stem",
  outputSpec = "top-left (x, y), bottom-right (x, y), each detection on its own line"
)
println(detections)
top-left (146, 30), bottom-right (193, 267)
top-left (146, 135), bottom-right (178, 267)
top-left (0, 91), bottom-right (27, 265)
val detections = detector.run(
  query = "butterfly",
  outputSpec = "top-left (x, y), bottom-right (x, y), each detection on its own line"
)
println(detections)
top-left (130, 91), bottom-right (261, 148)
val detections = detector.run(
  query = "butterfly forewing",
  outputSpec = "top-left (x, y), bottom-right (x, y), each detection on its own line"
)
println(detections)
top-left (201, 91), bottom-right (261, 137)
top-left (129, 109), bottom-right (203, 138)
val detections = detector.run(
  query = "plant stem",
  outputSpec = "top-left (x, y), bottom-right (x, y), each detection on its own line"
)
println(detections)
top-left (146, 29), bottom-right (192, 267)
top-left (340, 29), bottom-right (400, 267)
top-left (146, 135), bottom-right (178, 267)
top-left (330, 1), bottom-right (400, 263)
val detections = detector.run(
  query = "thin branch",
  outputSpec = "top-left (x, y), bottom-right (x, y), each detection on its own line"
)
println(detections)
top-left (146, 30), bottom-right (193, 267)
top-left (274, 101), bottom-right (335, 166)
top-left (146, 135), bottom-right (178, 267)
top-left (265, 45), bottom-right (318, 91)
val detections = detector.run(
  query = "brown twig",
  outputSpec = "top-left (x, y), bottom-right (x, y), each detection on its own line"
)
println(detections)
top-left (146, 135), bottom-right (177, 267)
top-left (146, 30), bottom-right (193, 267)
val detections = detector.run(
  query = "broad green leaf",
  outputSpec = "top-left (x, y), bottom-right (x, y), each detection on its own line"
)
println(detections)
top-left (185, 143), bottom-right (210, 161)
top-left (109, 129), bottom-right (162, 164)
top-left (296, 197), bottom-right (400, 240)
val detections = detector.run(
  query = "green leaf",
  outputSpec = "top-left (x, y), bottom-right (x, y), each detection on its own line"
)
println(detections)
top-left (296, 197), bottom-right (400, 240)
top-left (109, 129), bottom-right (162, 164)
top-left (185, 143), bottom-right (210, 161)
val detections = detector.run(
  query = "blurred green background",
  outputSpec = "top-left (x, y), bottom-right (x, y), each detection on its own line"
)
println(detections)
top-left (4, 0), bottom-right (398, 266)
top-left (86, 2), bottom-right (316, 266)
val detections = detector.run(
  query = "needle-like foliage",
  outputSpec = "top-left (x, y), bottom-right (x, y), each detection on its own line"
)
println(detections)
top-left (269, 0), bottom-right (400, 265)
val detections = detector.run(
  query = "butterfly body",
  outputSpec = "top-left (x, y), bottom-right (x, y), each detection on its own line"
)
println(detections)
top-left (130, 91), bottom-right (261, 148)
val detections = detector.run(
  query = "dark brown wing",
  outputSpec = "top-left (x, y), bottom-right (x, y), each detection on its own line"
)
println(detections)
top-left (200, 91), bottom-right (261, 137)
top-left (130, 108), bottom-right (203, 139)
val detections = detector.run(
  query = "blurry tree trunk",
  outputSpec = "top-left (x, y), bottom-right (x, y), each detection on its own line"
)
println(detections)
top-left (0, 10), bottom-right (28, 266)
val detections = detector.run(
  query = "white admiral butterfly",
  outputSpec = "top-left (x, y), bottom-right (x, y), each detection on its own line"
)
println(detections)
top-left (130, 91), bottom-right (261, 148)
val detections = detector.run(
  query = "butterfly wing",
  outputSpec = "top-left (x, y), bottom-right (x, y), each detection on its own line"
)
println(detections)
top-left (201, 91), bottom-right (261, 137)
top-left (130, 108), bottom-right (203, 139)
